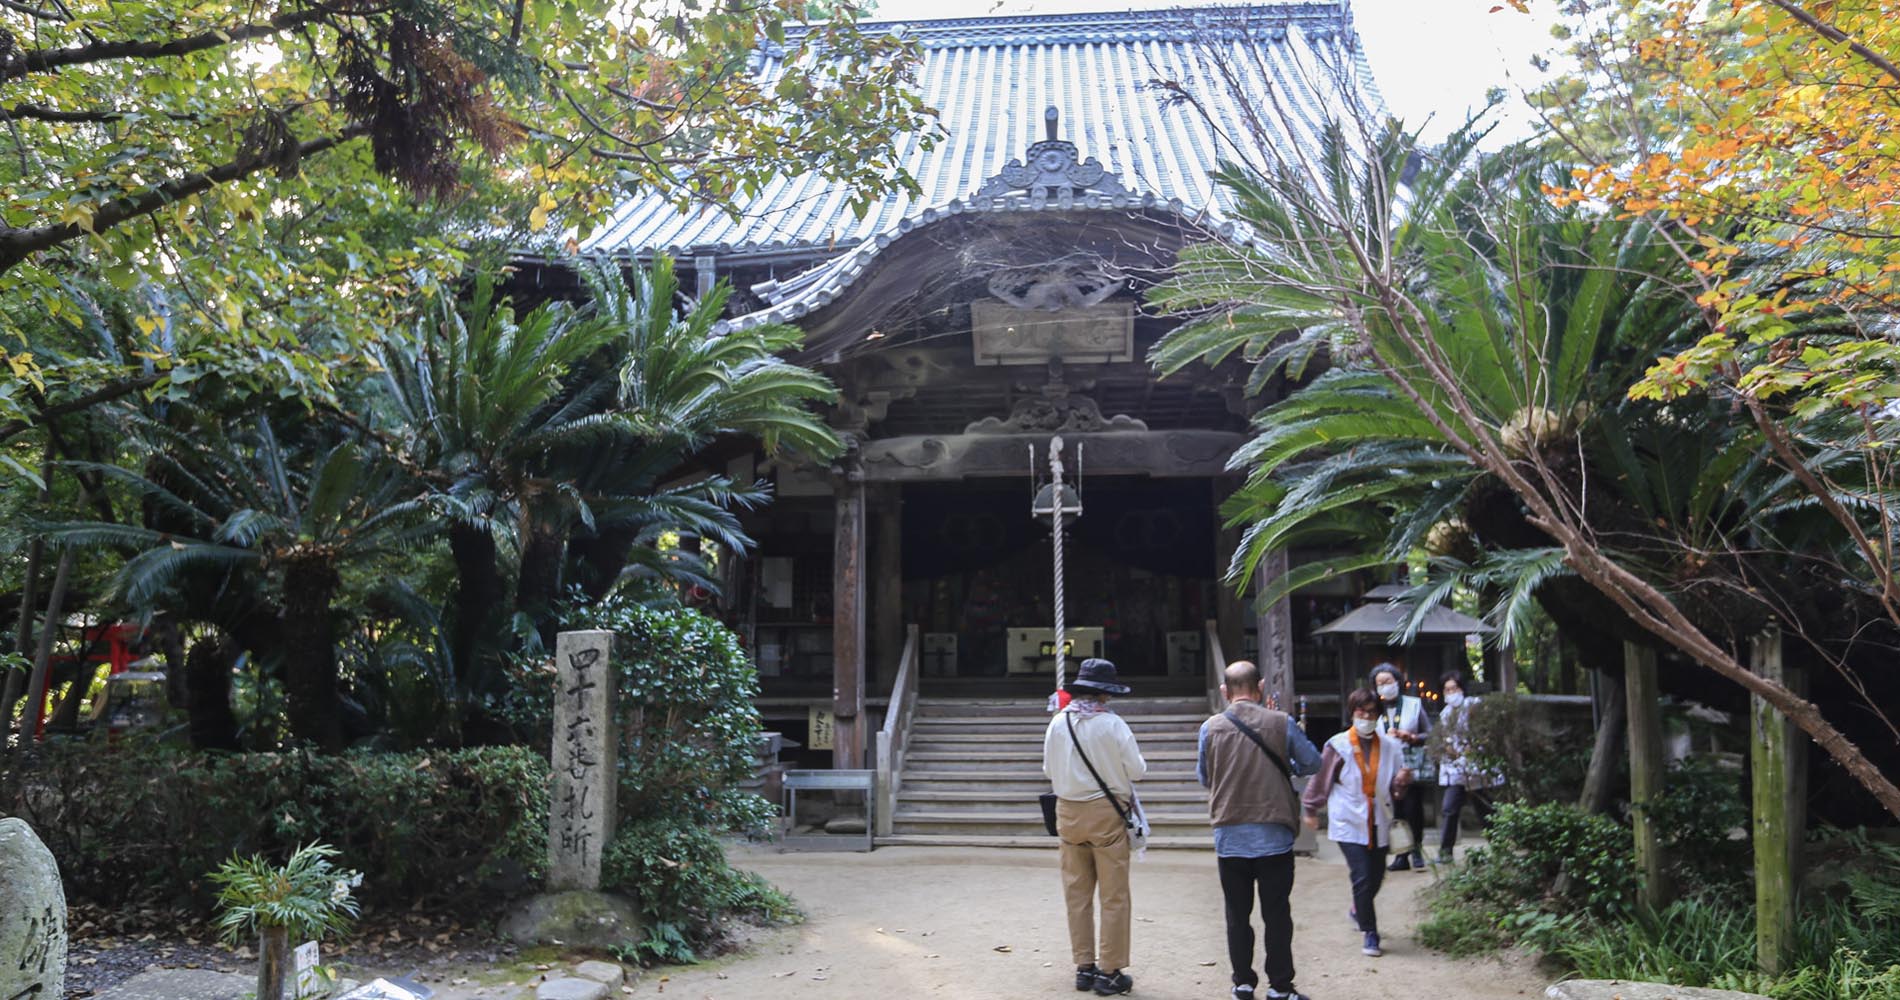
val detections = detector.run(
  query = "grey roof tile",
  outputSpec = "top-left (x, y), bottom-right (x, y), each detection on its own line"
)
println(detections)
top-left (578, 3), bottom-right (1382, 260)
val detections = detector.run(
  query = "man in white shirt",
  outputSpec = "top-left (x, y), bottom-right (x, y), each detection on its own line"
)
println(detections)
top-left (1043, 658), bottom-right (1147, 996)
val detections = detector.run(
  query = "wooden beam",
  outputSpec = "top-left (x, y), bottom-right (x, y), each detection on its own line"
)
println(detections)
top-left (869, 485), bottom-right (904, 694)
top-left (1751, 627), bottom-right (1805, 976)
top-left (1256, 548), bottom-right (1294, 713)
top-left (832, 458), bottom-right (867, 769)
top-left (859, 429), bottom-right (1244, 481)
top-left (1624, 642), bottom-right (1671, 911)
top-left (1214, 478), bottom-right (1245, 669)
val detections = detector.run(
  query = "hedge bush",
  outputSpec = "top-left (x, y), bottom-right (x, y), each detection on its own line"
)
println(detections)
top-left (0, 742), bottom-right (547, 909)
top-left (498, 592), bottom-right (770, 831)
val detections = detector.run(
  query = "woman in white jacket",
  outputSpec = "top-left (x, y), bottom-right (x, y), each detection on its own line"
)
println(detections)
top-left (1435, 671), bottom-right (1497, 863)
top-left (1300, 687), bottom-right (1414, 958)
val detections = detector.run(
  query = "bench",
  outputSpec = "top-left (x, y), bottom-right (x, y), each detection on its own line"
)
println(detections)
top-left (781, 769), bottom-right (875, 852)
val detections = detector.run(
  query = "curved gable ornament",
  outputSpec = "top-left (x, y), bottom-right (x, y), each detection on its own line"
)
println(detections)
top-left (975, 107), bottom-right (1130, 207)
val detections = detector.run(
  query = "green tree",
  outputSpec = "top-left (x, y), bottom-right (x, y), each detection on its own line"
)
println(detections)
top-left (0, 0), bottom-right (932, 442)
top-left (1148, 107), bottom-right (1900, 816)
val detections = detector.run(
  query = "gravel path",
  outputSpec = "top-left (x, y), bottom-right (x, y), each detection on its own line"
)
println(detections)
top-left (630, 843), bottom-right (1548, 1000)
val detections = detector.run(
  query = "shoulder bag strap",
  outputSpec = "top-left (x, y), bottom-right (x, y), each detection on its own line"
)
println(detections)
top-left (1223, 710), bottom-right (1295, 786)
top-left (1065, 712), bottom-right (1130, 822)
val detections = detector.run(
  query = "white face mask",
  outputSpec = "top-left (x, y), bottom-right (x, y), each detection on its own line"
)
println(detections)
top-left (1352, 717), bottom-right (1378, 737)
top-left (1377, 682), bottom-right (1400, 700)
top-left (1445, 692), bottom-right (1467, 708)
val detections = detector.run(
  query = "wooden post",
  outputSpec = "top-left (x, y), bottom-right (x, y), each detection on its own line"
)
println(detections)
top-left (1751, 627), bottom-right (1805, 976)
top-left (1624, 642), bottom-right (1670, 911)
top-left (1255, 548), bottom-right (1294, 712)
top-left (1578, 669), bottom-right (1625, 815)
top-left (870, 486), bottom-right (903, 694)
top-left (832, 458), bottom-right (867, 769)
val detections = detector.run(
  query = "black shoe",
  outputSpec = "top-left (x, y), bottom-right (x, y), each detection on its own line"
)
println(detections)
top-left (1231, 986), bottom-right (1255, 1000)
top-left (1386, 853), bottom-right (1411, 872)
top-left (1409, 850), bottom-right (1426, 871)
top-left (1264, 992), bottom-right (1312, 1000)
top-left (1093, 969), bottom-right (1133, 996)
top-left (1075, 965), bottom-right (1101, 991)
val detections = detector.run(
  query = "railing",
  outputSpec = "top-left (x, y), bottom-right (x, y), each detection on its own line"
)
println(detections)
top-left (1204, 618), bottom-right (1228, 716)
top-left (873, 625), bottom-right (921, 839)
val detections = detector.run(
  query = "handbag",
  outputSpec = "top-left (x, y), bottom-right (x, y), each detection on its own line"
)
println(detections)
top-left (1042, 712), bottom-right (1135, 838)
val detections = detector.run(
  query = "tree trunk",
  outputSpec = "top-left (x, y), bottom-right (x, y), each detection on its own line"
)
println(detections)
top-left (449, 521), bottom-right (500, 689)
top-left (569, 523), bottom-right (641, 603)
top-left (256, 925), bottom-right (289, 1000)
top-left (186, 634), bottom-right (243, 751)
top-left (281, 558), bottom-right (342, 752)
top-left (21, 539), bottom-right (78, 743)
top-left (1578, 669), bottom-right (1625, 815)
top-left (514, 507), bottom-right (567, 644)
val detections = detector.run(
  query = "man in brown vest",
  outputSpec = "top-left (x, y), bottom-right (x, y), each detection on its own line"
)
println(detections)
top-left (1197, 661), bottom-right (1321, 1000)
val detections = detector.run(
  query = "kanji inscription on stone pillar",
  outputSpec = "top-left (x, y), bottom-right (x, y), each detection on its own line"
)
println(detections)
top-left (550, 629), bottom-right (616, 892)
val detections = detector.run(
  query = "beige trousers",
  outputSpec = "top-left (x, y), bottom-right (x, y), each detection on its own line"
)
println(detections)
top-left (1056, 795), bottom-right (1132, 972)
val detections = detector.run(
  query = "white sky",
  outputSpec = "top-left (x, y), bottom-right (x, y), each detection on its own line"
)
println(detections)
top-left (863, 0), bottom-right (1567, 144)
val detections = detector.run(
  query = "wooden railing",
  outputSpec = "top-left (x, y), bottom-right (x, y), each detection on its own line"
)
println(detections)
top-left (1204, 618), bottom-right (1228, 716)
top-left (873, 624), bottom-right (921, 839)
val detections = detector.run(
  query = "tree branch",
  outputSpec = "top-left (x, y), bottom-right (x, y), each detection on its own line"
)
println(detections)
top-left (0, 0), bottom-right (67, 20)
top-left (0, 7), bottom-right (334, 81)
top-left (0, 372), bottom-right (165, 446)
top-left (1767, 0), bottom-right (1900, 89)
top-left (0, 125), bottom-right (367, 275)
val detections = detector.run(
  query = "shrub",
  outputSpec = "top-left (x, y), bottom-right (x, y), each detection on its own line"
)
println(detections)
top-left (1430, 692), bottom-right (1592, 805)
top-left (1646, 754), bottom-right (1750, 891)
top-left (601, 815), bottom-right (797, 953)
top-left (0, 741), bottom-right (547, 909)
top-left (499, 593), bottom-right (768, 831)
top-left (1420, 802), bottom-right (1636, 955)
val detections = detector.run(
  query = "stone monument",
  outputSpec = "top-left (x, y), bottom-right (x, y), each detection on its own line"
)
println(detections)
top-left (502, 630), bottom-right (644, 949)
top-left (0, 817), bottom-right (67, 1000)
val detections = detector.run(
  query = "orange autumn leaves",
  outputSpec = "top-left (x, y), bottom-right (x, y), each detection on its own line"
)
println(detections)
top-left (1542, 0), bottom-right (1900, 415)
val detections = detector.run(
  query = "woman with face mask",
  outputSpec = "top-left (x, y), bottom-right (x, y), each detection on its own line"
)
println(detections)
top-left (1367, 663), bottom-right (1432, 872)
top-left (1300, 688), bottom-right (1413, 958)
top-left (1435, 671), bottom-right (1496, 864)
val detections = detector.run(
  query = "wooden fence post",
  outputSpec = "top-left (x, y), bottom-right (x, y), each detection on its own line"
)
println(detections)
top-left (1624, 642), bottom-right (1670, 911)
top-left (1751, 627), bottom-right (1805, 975)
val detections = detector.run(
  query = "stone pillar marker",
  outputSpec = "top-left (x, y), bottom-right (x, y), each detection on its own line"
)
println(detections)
top-left (0, 817), bottom-right (67, 1000)
top-left (550, 629), bottom-right (616, 892)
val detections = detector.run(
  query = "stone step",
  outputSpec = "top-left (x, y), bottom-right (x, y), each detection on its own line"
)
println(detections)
top-left (873, 834), bottom-right (1212, 850)
top-left (907, 748), bottom-right (1196, 765)
top-left (898, 775), bottom-right (1206, 793)
top-left (906, 732), bottom-right (1199, 748)
top-left (898, 788), bottom-right (1209, 805)
top-left (912, 714), bottom-right (1210, 730)
top-left (915, 698), bottom-right (1208, 719)
top-left (894, 809), bottom-right (1209, 827)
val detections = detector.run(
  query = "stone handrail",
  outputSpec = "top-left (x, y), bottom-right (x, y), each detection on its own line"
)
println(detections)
top-left (1204, 618), bottom-right (1227, 716)
top-left (873, 625), bottom-right (921, 839)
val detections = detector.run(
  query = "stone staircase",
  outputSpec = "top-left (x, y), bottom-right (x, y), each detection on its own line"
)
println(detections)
top-left (877, 696), bottom-right (1214, 849)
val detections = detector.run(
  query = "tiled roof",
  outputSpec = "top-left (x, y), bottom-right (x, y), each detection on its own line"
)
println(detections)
top-left (578, 3), bottom-right (1382, 264)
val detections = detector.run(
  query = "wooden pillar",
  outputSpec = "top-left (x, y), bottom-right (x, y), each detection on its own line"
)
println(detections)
top-left (1255, 548), bottom-right (1294, 712)
top-left (1624, 642), bottom-right (1670, 911)
top-left (1751, 627), bottom-right (1805, 975)
top-left (1213, 479), bottom-right (1245, 666)
top-left (832, 456), bottom-right (867, 769)
top-left (1578, 668), bottom-right (1625, 815)
top-left (869, 486), bottom-right (904, 696)
top-left (1495, 635), bottom-right (1519, 694)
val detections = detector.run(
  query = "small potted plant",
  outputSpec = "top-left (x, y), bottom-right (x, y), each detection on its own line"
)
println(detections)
top-left (210, 842), bottom-right (362, 1000)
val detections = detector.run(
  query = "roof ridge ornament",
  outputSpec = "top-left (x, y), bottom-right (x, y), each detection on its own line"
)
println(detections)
top-left (975, 106), bottom-right (1129, 206)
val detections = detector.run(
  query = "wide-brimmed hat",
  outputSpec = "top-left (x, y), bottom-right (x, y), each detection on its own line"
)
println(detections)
top-left (1069, 658), bottom-right (1130, 695)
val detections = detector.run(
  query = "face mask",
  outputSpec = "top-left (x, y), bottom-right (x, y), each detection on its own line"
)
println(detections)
top-left (1377, 682), bottom-right (1400, 700)
top-left (1353, 717), bottom-right (1378, 738)
top-left (1445, 692), bottom-right (1466, 708)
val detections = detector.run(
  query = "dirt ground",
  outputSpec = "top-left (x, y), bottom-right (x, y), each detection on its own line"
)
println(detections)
top-left (629, 843), bottom-right (1549, 1000)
